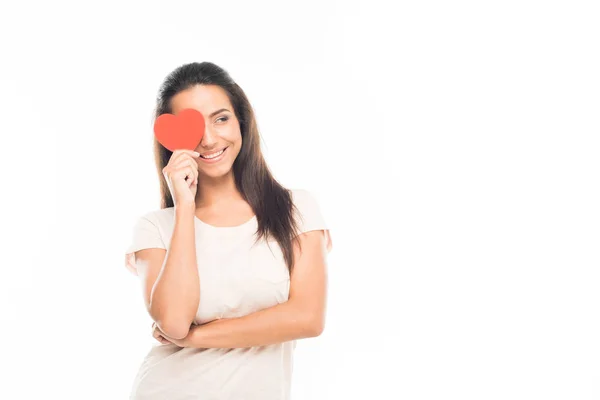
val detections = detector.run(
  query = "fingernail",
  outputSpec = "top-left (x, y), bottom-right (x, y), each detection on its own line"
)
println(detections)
top-left (193, 151), bottom-right (200, 157)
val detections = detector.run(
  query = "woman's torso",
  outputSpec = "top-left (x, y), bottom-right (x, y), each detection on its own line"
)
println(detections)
top-left (129, 207), bottom-right (295, 399)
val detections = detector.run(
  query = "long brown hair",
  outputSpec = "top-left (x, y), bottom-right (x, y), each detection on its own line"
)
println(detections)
top-left (152, 61), bottom-right (302, 273)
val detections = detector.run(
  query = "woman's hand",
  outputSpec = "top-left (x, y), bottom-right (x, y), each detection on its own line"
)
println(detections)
top-left (162, 149), bottom-right (201, 207)
top-left (151, 321), bottom-right (172, 345)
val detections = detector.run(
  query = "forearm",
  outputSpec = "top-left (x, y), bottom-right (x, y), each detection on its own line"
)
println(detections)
top-left (187, 300), bottom-right (319, 348)
top-left (150, 203), bottom-right (199, 338)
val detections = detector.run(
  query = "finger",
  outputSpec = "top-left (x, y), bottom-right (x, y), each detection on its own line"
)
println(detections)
top-left (169, 165), bottom-right (194, 184)
top-left (170, 150), bottom-right (200, 166)
top-left (160, 336), bottom-right (171, 344)
top-left (154, 330), bottom-right (167, 344)
top-left (190, 165), bottom-right (198, 186)
top-left (172, 149), bottom-right (200, 159)
top-left (181, 166), bottom-right (197, 186)
top-left (173, 149), bottom-right (200, 157)
top-left (173, 164), bottom-right (198, 184)
top-left (153, 324), bottom-right (165, 335)
top-left (166, 154), bottom-right (199, 182)
top-left (154, 328), bottom-right (170, 344)
top-left (173, 159), bottom-right (199, 178)
top-left (164, 153), bottom-right (197, 178)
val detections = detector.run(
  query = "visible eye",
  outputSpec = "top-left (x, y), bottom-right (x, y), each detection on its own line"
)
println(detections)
top-left (216, 116), bottom-right (229, 123)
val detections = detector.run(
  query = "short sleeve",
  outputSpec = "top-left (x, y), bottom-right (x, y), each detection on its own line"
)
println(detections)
top-left (292, 189), bottom-right (333, 253)
top-left (124, 214), bottom-right (167, 275)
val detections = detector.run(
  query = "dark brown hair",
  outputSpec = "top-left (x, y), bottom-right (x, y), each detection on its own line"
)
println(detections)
top-left (152, 61), bottom-right (302, 273)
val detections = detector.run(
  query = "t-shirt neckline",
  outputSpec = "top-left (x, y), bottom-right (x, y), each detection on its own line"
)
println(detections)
top-left (194, 214), bottom-right (257, 229)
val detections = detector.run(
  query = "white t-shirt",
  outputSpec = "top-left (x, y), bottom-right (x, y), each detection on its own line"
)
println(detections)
top-left (124, 188), bottom-right (332, 400)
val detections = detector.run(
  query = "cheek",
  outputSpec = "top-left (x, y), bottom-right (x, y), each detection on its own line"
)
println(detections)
top-left (227, 130), bottom-right (242, 147)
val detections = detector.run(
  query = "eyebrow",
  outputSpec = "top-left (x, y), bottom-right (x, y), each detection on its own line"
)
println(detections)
top-left (209, 108), bottom-right (230, 118)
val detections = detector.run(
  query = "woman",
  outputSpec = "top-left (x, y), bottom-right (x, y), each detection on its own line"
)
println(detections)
top-left (124, 61), bottom-right (333, 399)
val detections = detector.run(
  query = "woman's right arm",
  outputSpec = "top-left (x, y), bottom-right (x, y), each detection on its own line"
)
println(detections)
top-left (134, 203), bottom-right (199, 340)
top-left (132, 149), bottom-right (200, 339)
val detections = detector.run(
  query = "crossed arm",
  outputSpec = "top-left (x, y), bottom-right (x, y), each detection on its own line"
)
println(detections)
top-left (158, 229), bottom-right (330, 348)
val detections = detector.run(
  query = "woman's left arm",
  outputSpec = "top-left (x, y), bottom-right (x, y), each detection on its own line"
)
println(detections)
top-left (169, 230), bottom-right (329, 349)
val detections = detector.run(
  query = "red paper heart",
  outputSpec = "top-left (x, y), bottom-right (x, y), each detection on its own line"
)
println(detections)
top-left (154, 108), bottom-right (205, 152)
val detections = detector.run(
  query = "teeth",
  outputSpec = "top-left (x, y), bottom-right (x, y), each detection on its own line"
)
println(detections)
top-left (201, 148), bottom-right (225, 159)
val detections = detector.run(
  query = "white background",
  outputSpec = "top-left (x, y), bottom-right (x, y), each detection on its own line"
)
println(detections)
top-left (1, 0), bottom-right (599, 399)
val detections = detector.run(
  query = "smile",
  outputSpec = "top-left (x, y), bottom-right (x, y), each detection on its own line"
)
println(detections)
top-left (199, 147), bottom-right (227, 163)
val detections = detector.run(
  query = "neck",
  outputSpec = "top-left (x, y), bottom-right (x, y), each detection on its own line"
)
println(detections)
top-left (194, 171), bottom-right (243, 208)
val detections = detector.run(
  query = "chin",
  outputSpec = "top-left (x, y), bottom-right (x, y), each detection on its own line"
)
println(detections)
top-left (202, 166), bottom-right (233, 178)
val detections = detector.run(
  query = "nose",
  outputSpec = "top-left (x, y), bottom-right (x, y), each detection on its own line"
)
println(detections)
top-left (200, 125), bottom-right (217, 148)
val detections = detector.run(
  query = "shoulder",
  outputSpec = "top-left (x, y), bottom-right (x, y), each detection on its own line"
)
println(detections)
top-left (153, 207), bottom-right (176, 224)
top-left (126, 207), bottom-right (176, 248)
top-left (131, 207), bottom-right (176, 232)
top-left (290, 188), bottom-right (319, 207)
top-left (134, 207), bottom-right (174, 220)
top-left (288, 188), bottom-right (332, 251)
top-left (289, 188), bottom-right (328, 231)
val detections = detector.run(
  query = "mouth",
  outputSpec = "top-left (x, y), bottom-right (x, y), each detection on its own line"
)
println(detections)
top-left (199, 147), bottom-right (228, 163)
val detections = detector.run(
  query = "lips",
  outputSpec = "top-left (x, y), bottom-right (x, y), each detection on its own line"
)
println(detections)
top-left (200, 147), bottom-right (227, 159)
top-left (198, 147), bottom-right (228, 163)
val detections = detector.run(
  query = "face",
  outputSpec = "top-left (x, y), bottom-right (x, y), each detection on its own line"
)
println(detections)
top-left (170, 84), bottom-right (241, 179)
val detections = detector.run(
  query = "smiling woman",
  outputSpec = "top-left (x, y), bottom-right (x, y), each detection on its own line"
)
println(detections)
top-left (124, 61), bottom-right (333, 400)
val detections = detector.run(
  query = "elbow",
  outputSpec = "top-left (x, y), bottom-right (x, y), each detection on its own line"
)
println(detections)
top-left (149, 305), bottom-right (193, 339)
top-left (305, 315), bottom-right (325, 337)
top-left (292, 299), bottom-right (325, 337)
top-left (311, 320), bottom-right (325, 337)
top-left (156, 318), bottom-right (191, 340)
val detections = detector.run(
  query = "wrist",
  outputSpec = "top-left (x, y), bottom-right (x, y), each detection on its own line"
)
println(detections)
top-left (185, 324), bottom-right (203, 348)
top-left (175, 203), bottom-right (196, 220)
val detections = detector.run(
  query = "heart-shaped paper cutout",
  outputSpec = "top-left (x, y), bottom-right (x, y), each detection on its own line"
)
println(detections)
top-left (154, 108), bottom-right (205, 152)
